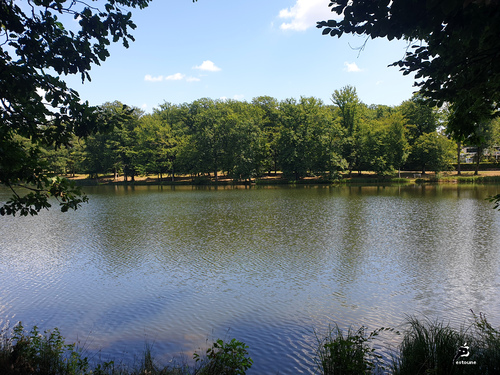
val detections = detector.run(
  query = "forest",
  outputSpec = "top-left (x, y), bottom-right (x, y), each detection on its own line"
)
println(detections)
top-left (42, 86), bottom-right (500, 183)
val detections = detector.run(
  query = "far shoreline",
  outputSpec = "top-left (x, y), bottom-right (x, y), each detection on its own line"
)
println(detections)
top-left (67, 169), bottom-right (500, 187)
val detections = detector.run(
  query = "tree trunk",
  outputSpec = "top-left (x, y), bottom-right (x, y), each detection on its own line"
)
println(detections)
top-left (475, 146), bottom-right (482, 175)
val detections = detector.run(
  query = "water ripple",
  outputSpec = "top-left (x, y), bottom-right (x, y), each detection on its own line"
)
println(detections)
top-left (1, 185), bottom-right (500, 374)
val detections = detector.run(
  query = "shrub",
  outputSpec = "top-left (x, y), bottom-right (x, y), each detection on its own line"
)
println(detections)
top-left (193, 338), bottom-right (253, 375)
top-left (0, 323), bottom-right (89, 375)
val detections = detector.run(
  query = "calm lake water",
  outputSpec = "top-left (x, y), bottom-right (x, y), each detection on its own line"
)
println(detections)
top-left (1, 184), bottom-right (500, 374)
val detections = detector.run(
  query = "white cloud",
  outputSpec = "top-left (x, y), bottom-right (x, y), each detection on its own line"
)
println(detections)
top-left (279, 0), bottom-right (336, 31)
top-left (145, 73), bottom-right (199, 83)
top-left (141, 103), bottom-right (148, 110)
top-left (220, 95), bottom-right (245, 101)
top-left (144, 74), bottom-right (164, 82)
top-left (165, 73), bottom-right (185, 81)
top-left (193, 60), bottom-right (221, 72)
top-left (344, 62), bottom-right (362, 72)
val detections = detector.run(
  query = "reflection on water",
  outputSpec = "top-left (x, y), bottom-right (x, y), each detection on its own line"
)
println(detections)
top-left (1, 184), bottom-right (500, 374)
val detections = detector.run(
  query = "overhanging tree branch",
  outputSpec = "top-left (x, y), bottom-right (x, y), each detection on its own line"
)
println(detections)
top-left (1, 0), bottom-right (152, 216)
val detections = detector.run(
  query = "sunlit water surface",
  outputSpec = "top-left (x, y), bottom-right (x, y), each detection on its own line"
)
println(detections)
top-left (1, 184), bottom-right (500, 374)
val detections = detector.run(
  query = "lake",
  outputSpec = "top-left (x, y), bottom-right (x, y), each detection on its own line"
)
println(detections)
top-left (1, 184), bottom-right (500, 374)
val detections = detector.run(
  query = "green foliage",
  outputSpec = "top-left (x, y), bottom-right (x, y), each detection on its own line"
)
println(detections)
top-left (361, 112), bottom-right (409, 175)
top-left (83, 102), bottom-right (143, 180)
top-left (487, 194), bottom-right (500, 210)
top-left (194, 338), bottom-right (253, 375)
top-left (392, 317), bottom-right (472, 375)
top-left (252, 96), bottom-right (281, 174)
top-left (410, 132), bottom-right (455, 173)
top-left (1, 315), bottom-right (499, 374)
top-left (399, 94), bottom-right (439, 145)
top-left (470, 311), bottom-right (500, 372)
top-left (0, 323), bottom-right (89, 375)
top-left (393, 312), bottom-right (500, 375)
top-left (276, 97), bottom-right (317, 179)
top-left (0, 0), bottom-right (151, 215)
top-left (315, 324), bottom-right (396, 375)
top-left (317, 1), bottom-right (500, 139)
top-left (331, 86), bottom-right (363, 173)
top-left (0, 176), bottom-right (88, 216)
top-left (29, 87), bottom-right (474, 188)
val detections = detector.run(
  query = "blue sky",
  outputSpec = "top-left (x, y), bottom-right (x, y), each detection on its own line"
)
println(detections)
top-left (65, 0), bottom-right (418, 112)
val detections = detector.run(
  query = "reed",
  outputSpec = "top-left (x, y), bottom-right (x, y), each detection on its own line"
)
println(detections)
top-left (1, 312), bottom-right (499, 374)
top-left (392, 317), bottom-right (472, 375)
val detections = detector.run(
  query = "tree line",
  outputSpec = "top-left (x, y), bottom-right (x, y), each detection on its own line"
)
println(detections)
top-left (3, 0), bottom-right (499, 214)
top-left (43, 86), bottom-right (500, 182)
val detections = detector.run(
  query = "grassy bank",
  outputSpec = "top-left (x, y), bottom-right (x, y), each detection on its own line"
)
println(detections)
top-left (1, 311), bottom-right (499, 374)
top-left (66, 173), bottom-right (435, 187)
top-left (67, 168), bottom-right (500, 187)
top-left (316, 311), bottom-right (500, 375)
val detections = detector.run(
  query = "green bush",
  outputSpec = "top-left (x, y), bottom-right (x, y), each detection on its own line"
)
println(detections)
top-left (1, 314), bottom-right (498, 375)
top-left (194, 338), bottom-right (253, 375)
top-left (0, 323), bottom-right (89, 375)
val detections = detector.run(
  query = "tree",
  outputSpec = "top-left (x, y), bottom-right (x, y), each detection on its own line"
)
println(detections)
top-left (331, 85), bottom-right (363, 174)
top-left (386, 113), bottom-right (410, 176)
top-left (102, 102), bottom-right (143, 182)
top-left (252, 96), bottom-right (280, 174)
top-left (463, 117), bottom-right (500, 174)
top-left (82, 102), bottom-right (142, 180)
top-left (317, 0), bottom-right (500, 139)
top-left (398, 94), bottom-right (438, 145)
top-left (186, 99), bottom-right (230, 181)
top-left (1, 0), bottom-right (151, 215)
top-left (137, 109), bottom-right (180, 182)
top-left (309, 105), bottom-right (346, 179)
top-left (411, 132), bottom-right (455, 174)
top-left (223, 100), bottom-right (265, 181)
top-left (362, 113), bottom-right (409, 176)
top-left (276, 97), bottom-right (320, 180)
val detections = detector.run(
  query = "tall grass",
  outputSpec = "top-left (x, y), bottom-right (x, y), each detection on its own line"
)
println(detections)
top-left (391, 317), bottom-right (472, 375)
top-left (314, 312), bottom-right (500, 375)
top-left (1, 312), bottom-right (499, 374)
top-left (392, 311), bottom-right (500, 375)
top-left (315, 324), bottom-right (396, 375)
top-left (469, 311), bottom-right (500, 374)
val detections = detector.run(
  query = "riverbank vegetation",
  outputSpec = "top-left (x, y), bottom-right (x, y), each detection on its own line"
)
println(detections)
top-left (1, 311), bottom-right (499, 374)
top-left (4, 84), bottom-right (500, 215)
top-left (40, 89), bottom-right (500, 186)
